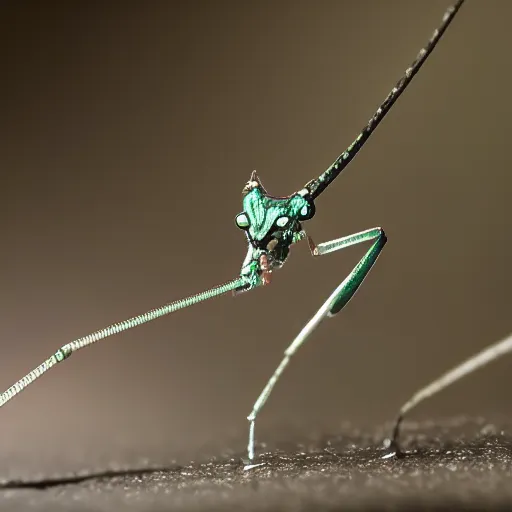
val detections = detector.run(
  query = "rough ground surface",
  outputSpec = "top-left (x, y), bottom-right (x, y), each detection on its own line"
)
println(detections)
top-left (0, 418), bottom-right (511, 511)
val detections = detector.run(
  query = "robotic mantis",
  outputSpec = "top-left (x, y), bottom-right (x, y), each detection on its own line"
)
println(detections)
top-left (0, 0), bottom-right (465, 464)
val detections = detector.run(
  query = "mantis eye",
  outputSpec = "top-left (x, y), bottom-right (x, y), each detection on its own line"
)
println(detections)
top-left (298, 202), bottom-right (315, 220)
top-left (235, 212), bottom-right (250, 229)
top-left (276, 216), bottom-right (289, 228)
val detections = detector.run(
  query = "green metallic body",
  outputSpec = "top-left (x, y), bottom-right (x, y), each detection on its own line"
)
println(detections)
top-left (236, 172), bottom-right (313, 289)
top-left (0, 0), bottom-right (465, 473)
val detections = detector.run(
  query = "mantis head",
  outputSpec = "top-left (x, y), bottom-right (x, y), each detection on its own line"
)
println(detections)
top-left (235, 171), bottom-right (316, 289)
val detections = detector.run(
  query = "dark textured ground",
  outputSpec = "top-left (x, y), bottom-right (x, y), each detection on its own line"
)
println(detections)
top-left (0, 418), bottom-right (511, 511)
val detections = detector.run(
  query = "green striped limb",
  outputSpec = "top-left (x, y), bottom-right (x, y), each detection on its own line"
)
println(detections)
top-left (0, 277), bottom-right (248, 408)
top-left (246, 227), bottom-right (386, 462)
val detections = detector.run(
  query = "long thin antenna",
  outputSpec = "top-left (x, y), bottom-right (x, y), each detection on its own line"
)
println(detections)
top-left (391, 332), bottom-right (512, 450)
top-left (0, 277), bottom-right (247, 408)
top-left (307, 0), bottom-right (465, 200)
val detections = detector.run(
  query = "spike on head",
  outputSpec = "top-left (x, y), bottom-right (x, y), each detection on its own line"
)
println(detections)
top-left (235, 172), bottom-right (316, 291)
top-left (242, 170), bottom-right (268, 196)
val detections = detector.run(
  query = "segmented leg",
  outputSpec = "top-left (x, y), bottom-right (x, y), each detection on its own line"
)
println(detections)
top-left (0, 277), bottom-right (247, 409)
top-left (391, 331), bottom-right (512, 453)
top-left (246, 227), bottom-right (387, 461)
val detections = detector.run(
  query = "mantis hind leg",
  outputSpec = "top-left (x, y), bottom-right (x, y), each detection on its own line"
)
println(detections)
top-left (245, 227), bottom-right (387, 463)
top-left (390, 331), bottom-right (512, 455)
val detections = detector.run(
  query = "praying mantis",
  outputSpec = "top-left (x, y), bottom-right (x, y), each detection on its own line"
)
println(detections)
top-left (5, 0), bottom-right (503, 466)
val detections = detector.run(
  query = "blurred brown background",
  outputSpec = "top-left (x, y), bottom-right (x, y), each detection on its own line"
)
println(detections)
top-left (0, 0), bottom-right (510, 471)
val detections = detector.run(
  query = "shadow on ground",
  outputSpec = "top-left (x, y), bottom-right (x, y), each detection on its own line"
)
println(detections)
top-left (0, 417), bottom-right (511, 511)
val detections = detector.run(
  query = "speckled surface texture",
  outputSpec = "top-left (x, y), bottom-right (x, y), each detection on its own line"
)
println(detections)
top-left (1, 418), bottom-right (511, 511)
